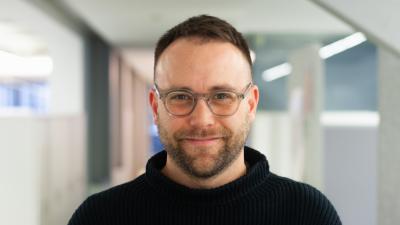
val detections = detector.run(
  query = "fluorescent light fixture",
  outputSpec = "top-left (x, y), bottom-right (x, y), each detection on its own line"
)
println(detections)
top-left (0, 50), bottom-right (53, 77)
top-left (262, 62), bottom-right (292, 82)
top-left (250, 49), bottom-right (256, 64)
top-left (0, 21), bottom-right (47, 56)
top-left (262, 32), bottom-right (367, 82)
top-left (321, 111), bottom-right (379, 127)
top-left (319, 32), bottom-right (367, 59)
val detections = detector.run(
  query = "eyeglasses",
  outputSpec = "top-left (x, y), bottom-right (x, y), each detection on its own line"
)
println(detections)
top-left (154, 82), bottom-right (253, 117)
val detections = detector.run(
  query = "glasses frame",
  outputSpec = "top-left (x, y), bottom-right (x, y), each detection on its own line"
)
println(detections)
top-left (153, 82), bottom-right (253, 117)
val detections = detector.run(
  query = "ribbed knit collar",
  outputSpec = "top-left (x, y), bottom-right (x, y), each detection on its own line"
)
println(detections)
top-left (145, 146), bottom-right (270, 205)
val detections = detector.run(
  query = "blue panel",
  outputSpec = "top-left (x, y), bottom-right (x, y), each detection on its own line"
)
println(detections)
top-left (325, 42), bottom-right (377, 111)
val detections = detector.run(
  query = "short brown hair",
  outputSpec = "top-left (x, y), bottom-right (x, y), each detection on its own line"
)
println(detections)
top-left (154, 15), bottom-right (252, 81)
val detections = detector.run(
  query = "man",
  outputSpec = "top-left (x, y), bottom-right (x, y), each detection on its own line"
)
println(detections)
top-left (68, 15), bottom-right (341, 225)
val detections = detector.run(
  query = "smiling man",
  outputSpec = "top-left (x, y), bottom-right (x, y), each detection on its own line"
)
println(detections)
top-left (68, 15), bottom-right (341, 225)
top-left (152, 36), bottom-right (256, 189)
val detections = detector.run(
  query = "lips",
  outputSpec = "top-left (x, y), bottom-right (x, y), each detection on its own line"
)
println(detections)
top-left (181, 137), bottom-right (222, 146)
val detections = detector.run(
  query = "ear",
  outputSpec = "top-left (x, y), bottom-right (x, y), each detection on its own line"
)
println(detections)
top-left (247, 85), bottom-right (259, 122)
top-left (149, 89), bottom-right (159, 125)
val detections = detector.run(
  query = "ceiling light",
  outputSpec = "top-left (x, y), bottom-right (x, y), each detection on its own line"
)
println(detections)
top-left (319, 32), bottom-right (367, 59)
top-left (0, 50), bottom-right (53, 77)
top-left (250, 49), bottom-right (256, 64)
top-left (0, 21), bottom-right (48, 56)
top-left (262, 62), bottom-right (292, 82)
top-left (321, 111), bottom-right (379, 127)
top-left (262, 32), bottom-right (367, 82)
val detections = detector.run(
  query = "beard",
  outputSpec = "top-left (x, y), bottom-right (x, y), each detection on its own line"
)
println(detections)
top-left (157, 115), bottom-right (251, 179)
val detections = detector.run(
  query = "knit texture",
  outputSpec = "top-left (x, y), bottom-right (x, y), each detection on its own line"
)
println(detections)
top-left (68, 146), bottom-right (341, 225)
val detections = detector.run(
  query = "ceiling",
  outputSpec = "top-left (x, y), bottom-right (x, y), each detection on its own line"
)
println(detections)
top-left (37, 0), bottom-right (354, 83)
top-left (59, 0), bottom-right (351, 47)
top-left (313, 0), bottom-right (400, 55)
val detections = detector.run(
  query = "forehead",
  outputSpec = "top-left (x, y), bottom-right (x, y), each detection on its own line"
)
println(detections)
top-left (155, 38), bottom-right (251, 91)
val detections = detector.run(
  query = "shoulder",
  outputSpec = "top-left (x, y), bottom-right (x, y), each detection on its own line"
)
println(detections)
top-left (264, 173), bottom-right (342, 225)
top-left (266, 173), bottom-right (325, 198)
top-left (68, 175), bottom-right (148, 225)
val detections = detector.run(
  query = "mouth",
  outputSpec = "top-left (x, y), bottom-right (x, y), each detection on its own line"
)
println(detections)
top-left (181, 137), bottom-right (222, 146)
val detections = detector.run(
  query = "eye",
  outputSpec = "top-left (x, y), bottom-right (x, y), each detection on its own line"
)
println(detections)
top-left (167, 92), bottom-right (193, 102)
top-left (213, 92), bottom-right (234, 100)
top-left (171, 94), bottom-right (190, 100)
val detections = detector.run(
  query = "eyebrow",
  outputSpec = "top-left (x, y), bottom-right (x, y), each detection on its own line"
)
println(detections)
top-left (162, 84), bottom-right (239, 92)
top-left (209, 85), bottom-right (238, 91)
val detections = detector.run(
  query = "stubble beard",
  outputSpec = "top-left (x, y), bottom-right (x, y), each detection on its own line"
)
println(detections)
top-left (157, 115), bottom-right (251, 180)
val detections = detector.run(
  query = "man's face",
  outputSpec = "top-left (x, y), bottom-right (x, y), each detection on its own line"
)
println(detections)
top-left (150, 38), bottom-right (259, 179)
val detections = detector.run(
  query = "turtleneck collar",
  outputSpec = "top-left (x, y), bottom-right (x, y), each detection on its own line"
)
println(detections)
top-left (145, 146), bottom-right (270, 205)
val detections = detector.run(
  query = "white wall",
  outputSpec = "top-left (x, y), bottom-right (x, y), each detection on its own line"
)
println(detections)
top-left (288, 44), bottom-right (324, 189)
top-left (0, 116), bottom-right (86, 225)
top-left (41, 115), bottom-right (87, 225)
top-left (0, 118), bottom-right (44, 225)
top-left (249, 111), bottom-right (294, 178)
top-left (324, 125), bottom-right (377, 225)
top-left (378, 47), bottom-right (400, 225)
top-left (0, 1), bottom-right (87, 225)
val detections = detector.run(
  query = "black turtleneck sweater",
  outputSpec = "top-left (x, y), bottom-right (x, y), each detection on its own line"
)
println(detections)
top-left (68, 146), bottom-right (341, 225)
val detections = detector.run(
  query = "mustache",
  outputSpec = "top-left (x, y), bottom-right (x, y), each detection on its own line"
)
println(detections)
top-left (174, 128), bottom-right (232, 140)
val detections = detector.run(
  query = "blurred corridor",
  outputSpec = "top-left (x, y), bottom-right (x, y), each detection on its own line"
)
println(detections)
top-left (0, 0), bottom-right (399, 225)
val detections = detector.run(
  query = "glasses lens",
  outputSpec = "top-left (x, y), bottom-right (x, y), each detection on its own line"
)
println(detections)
top-left (165, 91), bottom-right (194, 115)
top-left (209, 91), bottom-right (240, 116)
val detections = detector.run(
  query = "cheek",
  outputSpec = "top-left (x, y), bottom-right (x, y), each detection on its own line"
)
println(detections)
top-left (236, 104), bottom-right (250, 119)
top-left (156, 105), bottom-right (171, 124)
top-left (226, 109), bottom-right (250, 130)
top-left (240, 101), bottom-right (254, 122)
top-left (158, 113), bottom-right (185, 132)
top-left (218, 116), bottom-right (239, 132)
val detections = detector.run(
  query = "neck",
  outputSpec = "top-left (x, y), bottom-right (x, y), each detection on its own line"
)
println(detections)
top-left (161, 150), bottom-right (247, 189)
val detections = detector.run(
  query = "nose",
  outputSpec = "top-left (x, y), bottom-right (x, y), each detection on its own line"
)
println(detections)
top-left (188, 98), bottom-right (215, 128)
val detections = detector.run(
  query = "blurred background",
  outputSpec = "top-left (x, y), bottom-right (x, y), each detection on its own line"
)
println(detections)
top-left (0, 0), bottom-right (399, 224)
